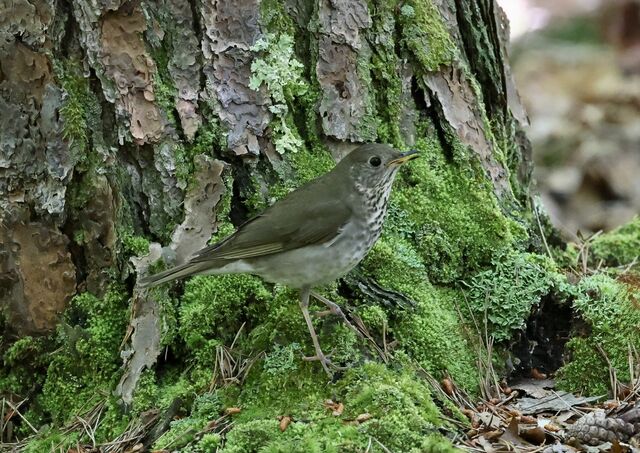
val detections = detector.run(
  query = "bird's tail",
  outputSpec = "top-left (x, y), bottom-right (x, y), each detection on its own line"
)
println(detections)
top-left (138, 261), bottom-right (208, 288)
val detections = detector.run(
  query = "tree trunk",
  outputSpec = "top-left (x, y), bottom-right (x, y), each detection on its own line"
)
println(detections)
top-left (1, 0), bottom-right (637, 450)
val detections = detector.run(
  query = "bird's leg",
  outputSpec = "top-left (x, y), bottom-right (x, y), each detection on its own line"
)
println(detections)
top-left (299, 287), bottom-right (332, 376)
top-left (310, 291), bottom-right (362, 338)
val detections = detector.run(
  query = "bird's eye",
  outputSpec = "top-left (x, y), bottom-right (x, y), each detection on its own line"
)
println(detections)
top-left (369, 156), bottom-right (382, 167)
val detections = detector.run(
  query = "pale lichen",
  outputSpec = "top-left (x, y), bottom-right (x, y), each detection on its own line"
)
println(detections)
top-left (250, 33), bottom-right (308, 154)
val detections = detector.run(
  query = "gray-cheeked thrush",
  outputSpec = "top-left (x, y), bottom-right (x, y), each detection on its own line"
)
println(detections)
top-left (139, 143), bottom-right (419, 375)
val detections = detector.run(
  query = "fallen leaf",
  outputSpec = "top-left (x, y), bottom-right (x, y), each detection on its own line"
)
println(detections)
top-left (531, 368), bottom-right (548, 380)
top-left (484, 429), bottom-right (503, 440)
top-left (610, 439), bottom-right (624, 453)
top-left (510, 378), bottom-right (555, 399)
top-left (477, 411), bottom-right (502, 429)
top-left (475, 435), bottom-right (498, 453)
top-left (279, 415), bottom-right (291, 432)
top-left (516, 391), bottom-right (600, 414)
top-left (520, 426), bottom-right (546, 445)
top-left (520, 415), bottom-right (536, 424)
top-left (555, 411), bottom-right (576, 424)
top-left (441, 378), bottom-right (454, 396)
top-left (225, 407), bottom-right (241, 415)
top-left (355, 413), bottom-right (372, 423)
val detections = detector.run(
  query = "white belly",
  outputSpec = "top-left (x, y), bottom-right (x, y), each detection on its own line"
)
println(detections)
top-left (247, 222), bottom-right (375, 288)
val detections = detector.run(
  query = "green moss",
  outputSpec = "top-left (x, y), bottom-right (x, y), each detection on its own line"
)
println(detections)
top-left (23, 428), bottom-right (80, 453)
top-left (259, 0), bottom-right (296, 36)
top-left (152, 392), bottom-right (224, 450)
top-left (199, 433), bottom-right (223, 452)
top-left (39, 285), bottom-right (129, 423)
top-left (174, 117), bottom-right (227, 188)
top-left (590, 217), bottom-right (640, 267)
top-left (399, 0), bottom-right (456, 72)
top-left (0, 336), bottom-right (48, 401)
top-left (465, 252), bottom-right (568, 342)
top-left (120, 231), bottom-right (151, 256)
top-left (387, 133), bottom-right (526, 284)
top-left (149, 40), bottom-right (178, 124)
top-left (558, 274), bottom-right (640, 394)
top-left (338, 362), bottom-right (458, 453)
top-left (53, 59), bottom-right (101, 161)
top-left (367, 0), bottom-right (403, 146)
top-left (179, 274), bottom-right (271, 349)
top-left (212, 362), bottom-right (457, 453)
top-left (361, 238), bottom-right (478, 389)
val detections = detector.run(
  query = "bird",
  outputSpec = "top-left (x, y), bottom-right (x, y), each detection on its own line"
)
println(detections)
top-left (139, 143), bottom-right (419, 375)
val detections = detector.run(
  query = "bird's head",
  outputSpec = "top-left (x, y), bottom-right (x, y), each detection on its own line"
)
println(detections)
top-left (338, 143), bottom-right (419, 190)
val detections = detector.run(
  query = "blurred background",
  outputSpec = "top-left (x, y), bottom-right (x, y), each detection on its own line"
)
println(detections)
top-left (497, 0), bottom-right (640, 239)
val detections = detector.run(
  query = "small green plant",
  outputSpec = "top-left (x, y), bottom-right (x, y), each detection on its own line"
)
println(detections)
top-left (54, 60), bottom-right (100, 162)
top-left (465, 252), bottom-right (566, 341)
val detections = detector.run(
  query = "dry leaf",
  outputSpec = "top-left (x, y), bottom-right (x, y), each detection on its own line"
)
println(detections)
top-left (225, 407), bottom-right (241, 415)
top-left (279, 415), bottom-right (291, 432)
top-left (520, 426), bottom-right (546, 445)
top-left (610, 439), bottom-right (624, 453)
top-left (441, 378), bottom-right (454, 396)
top-left (484, 429), bottom-right (503, 440)
top-left (544, 422), bottom-right (561, 432)
top-left (475, 435), bottom-right (497, 453)
top-left (477, 411), bottom-right (502, 429)
top-left (355, 413), bottom-right (372, 423)
top-left (324, 399), bottom-right (344, 416)
top-left (531, 368), bottom-right (548, 380)
top-left (510, 378), bottom-right (555, 399)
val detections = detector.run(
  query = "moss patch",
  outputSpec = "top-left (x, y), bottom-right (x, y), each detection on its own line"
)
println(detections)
top-left (465, 252), bottom-right (567, 342)
top-left (558, 273), bottom-right (640, 394)
top-left (53, 59), bottom-right (101, 161)
top-left (398, 0), bottom-right (456, 72)
top-left (590, 216), bottom-right (640, 267)
top-left (385, 133), bottom-right (527, 284)
top-left (202, 362), bottom-right (458, 452)
top-left (39, 286), bottom-right (129, 423)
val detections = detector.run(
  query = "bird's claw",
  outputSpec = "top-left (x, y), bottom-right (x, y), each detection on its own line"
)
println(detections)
top-left (311, 292), bottom-right (363, 338)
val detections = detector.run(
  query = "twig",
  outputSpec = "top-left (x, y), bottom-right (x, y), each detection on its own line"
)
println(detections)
top-left (532, 200), bottom-right (554, 262)
top-left (372, 437), bottom-right (393, 453)
top-left (4, 399), bottom-right (37, 434)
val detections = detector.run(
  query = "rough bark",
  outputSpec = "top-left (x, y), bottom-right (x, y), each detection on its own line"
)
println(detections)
top-left (1, 0), bottom-right (638, 450)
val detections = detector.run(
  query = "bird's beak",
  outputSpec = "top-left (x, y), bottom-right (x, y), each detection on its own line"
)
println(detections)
top-left (387, 149), bottom-right (419, 166)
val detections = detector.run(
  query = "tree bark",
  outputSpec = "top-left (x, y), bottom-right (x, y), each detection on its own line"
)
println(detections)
top-left (1, 0), bottom-right (636, 450)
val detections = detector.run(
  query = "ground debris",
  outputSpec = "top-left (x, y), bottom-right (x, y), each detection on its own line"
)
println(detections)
top-left (449, 374), bottom-right (640, 453)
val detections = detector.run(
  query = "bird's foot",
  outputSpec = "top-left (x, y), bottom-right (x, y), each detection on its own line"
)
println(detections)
top-left (310, 291), bottom-right (363, 338)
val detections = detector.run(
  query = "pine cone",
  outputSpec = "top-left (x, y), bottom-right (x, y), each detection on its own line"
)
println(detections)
top-left (566, 409), bottom-right (636, 446)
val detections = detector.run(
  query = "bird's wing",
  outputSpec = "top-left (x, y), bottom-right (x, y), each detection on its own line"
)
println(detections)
top-left (189, 180), bottom-right (352, 263)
